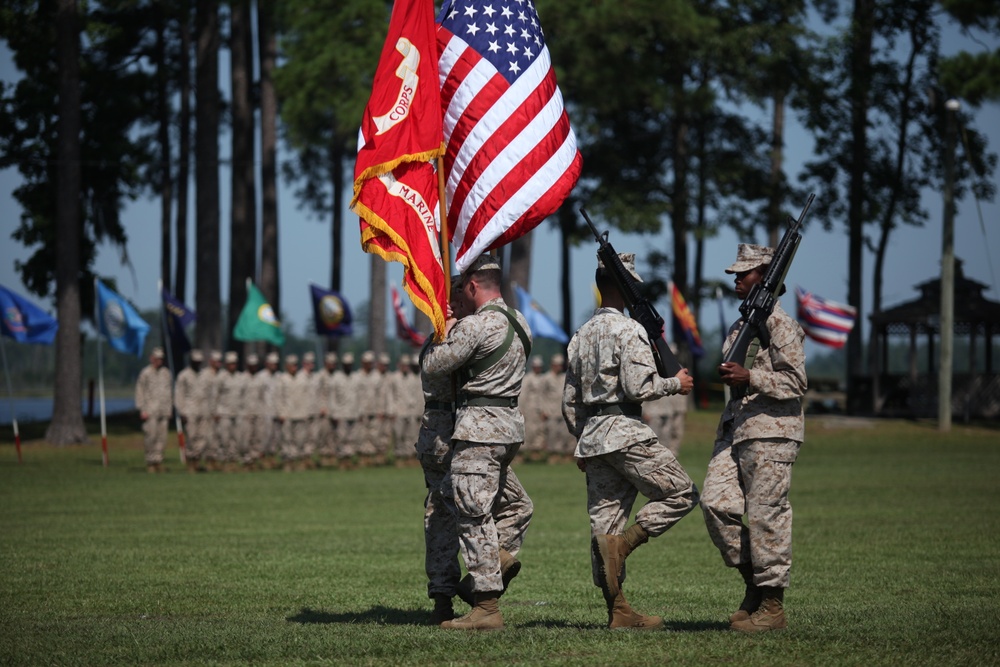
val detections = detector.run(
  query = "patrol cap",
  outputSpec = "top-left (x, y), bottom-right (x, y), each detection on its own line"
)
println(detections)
top-left (151, 347), bottom-right (165, 360)
top-left (361, 350), bottom-right (375, 364)
top-left (224, 351), bottom-right (239, 364)
top-left (190, 349), bottom-right (204, 362)
top-left (597, 252), bottom-right (643, 283)
top-left (551, 353), bottom-right (565, 366)
top-left (398, 353), bottom-right (411, 366)
top-left (303, 351), bottom-right (316, 364)
top-left (377, 352), bottom-right (390, 365)
top-left (531, 355), bottom-right (543, 368)
top-left (725, 243), bottom-right (774, 274)
top-left (463, 254), bottom-right (501, 278)
top-left (341, 352), bottom-right (355, 365)
top-left (246, 353), bottom-right (260, 365)
top-left (324, 351), bottom-right (338, 365)
top-left (285, 353), bottom-right (299, 365)
top-left (450, 274), bottom-right (464, 294)
top-left (265, 352), bottom-right (280, 364)
top-left (210, 350), bottom-right (223, 362)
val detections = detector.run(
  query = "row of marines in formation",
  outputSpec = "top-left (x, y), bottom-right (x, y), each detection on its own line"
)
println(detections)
top-left (134, 349), bottom-right (686, 472)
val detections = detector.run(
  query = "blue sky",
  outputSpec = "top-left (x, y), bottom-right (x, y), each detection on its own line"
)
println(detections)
top-left (1, 20), bottom-right (998, 361)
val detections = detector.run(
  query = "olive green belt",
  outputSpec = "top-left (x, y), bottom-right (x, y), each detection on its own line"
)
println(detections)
top-left (457, 394), bottom-right (518, 408)
top-left (424, 400), bottom-right (453, 411)
top-left (592, 403), bottom-right (642, 417)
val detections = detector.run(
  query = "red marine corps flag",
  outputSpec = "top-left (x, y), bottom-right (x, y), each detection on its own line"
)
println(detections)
top-left (352, 0), bottom-right (448, 338)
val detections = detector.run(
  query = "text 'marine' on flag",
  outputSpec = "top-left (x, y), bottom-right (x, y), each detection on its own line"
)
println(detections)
top-left (0, 283), bottom-right (58, 344)
top-left (392, 286), bottom-right (427, 348)
top-left (437, 0), bottom-right (582, 273)
top-left (96, 280), bottom-right (150, 358)
top-left (795, 286), bottom-right (857, 349)
top-left (311, 284), bottom-right (353, 337)
top-left (161, 288), bottom-right (196, 352)
top-left (352, 0), bottom-right (448, 340)
top-left (670, 282), bottom-right (704, 358)
top-left (233, 282), bottom-right (285, 347)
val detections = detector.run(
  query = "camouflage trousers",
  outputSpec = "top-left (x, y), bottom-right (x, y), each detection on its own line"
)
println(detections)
top-left (314, 416), bottom-right (335, 457)
top-left (281, 419), bottom-right (311, 461)
top-left (394, 416), bottom-right (419, 459)
top-left (648, 415), bottom-right (685, 456)
top-left (142, 416), bottom-right (169, 465)
top-left (584, 439), bottom-right (700, 587)
top-left (246, 416), bottom-right (276, 461)
top-left (442, 440), bottom-right (534, 594)
top-left (700, 432), bottom-right (800, 589)
top-left (334, 419), bottom-right (356, 459)
top-left (216, 416), bottom-right (247, 462)
top-left (419, 440), bottom-right (460, 598)
top-left (184, 416), bottom-right (212, 461)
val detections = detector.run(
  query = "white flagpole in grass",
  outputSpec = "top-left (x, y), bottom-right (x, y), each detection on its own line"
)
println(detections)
top-left (94, 279), bottom-right (108, 467)
top-left (158, 280), bottom-right (186, 464)
top-left (0, 336), bottom-right (22, 463)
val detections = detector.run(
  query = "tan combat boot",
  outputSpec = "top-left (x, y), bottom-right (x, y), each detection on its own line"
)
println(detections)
top-left (731, 587), bottom-right (786, 632)
top-left (456, 549), bottom-right (521, 607)
top-left (607, 591), bottom-right (663, 630)
top-left (429, 594), bottom-right (455, 625)
top-left (440, 593), bottom-right (503, 631)
top-left (730, 562), bottom-right (762, 624)
top-left (593, 524), bottom-right (649, 601)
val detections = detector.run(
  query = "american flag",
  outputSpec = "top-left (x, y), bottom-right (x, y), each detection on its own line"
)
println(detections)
top-left (437, 0), bottom-right (582, 272)
top-left (795, 286), bottom-right (857, 349)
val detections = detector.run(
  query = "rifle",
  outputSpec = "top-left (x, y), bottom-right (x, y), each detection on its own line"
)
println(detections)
top-left (722, 193), bottom-right (815, 367)
top-left (580, 207), bottom-right (683, 377)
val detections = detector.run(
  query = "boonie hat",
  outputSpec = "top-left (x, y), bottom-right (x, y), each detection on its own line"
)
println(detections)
top-left (597, 252), bottom-right (643, 283)
top-left (725, 243), bottom-right (774, 274)
top-left (224, 351), bottom-right (239, 364)
top-left (151, 347), bottom-right (165, 360)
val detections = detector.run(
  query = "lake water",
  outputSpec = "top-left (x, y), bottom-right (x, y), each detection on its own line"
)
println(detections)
top-left (0, 397), bottom-right (136, 425)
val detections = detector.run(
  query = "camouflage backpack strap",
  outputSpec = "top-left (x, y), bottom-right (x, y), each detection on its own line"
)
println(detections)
top-left (460, 304), bottom-right (531, 383)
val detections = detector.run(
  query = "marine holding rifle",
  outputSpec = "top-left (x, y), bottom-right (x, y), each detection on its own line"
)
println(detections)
top-left (562, 252), bottom-right (698, 630)
top-left (701, 243), bottom-right (807, 632)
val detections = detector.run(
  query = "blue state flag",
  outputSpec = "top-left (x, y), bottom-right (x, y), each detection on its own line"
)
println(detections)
top-left (161, 288), bottom-right (196, 352)
top-left (310, 284), bottom-right (353, 337)
top-left (96, 280), bottom-right (150, 358)
top-left (514, 284), bottom-right (568, 344)
top-left (0, 284), bottom-right (58, 344)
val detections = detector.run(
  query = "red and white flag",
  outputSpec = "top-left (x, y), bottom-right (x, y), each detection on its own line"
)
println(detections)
top-left (353, 0), bottom-right (448, 338)
top-left (392, 286), bottom-right (427, 347)
top-left (437, 0), bottom-right (582, 272)
top-left (795, 286), bottom-right (857, 348)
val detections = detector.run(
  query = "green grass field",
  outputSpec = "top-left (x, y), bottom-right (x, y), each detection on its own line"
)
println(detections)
top-left (2, 412), bottom-right (999, 666)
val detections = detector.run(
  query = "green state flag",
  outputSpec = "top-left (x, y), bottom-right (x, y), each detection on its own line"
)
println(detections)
top-left (233, 282), bottom-right (285, 346)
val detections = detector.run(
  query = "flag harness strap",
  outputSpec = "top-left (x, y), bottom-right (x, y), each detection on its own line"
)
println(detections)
top-left (460, 305), bottom-right (531, 387)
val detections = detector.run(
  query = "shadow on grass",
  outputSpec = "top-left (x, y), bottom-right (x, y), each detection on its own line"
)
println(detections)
top-left (664, 619), bottom-right (731, 632)
top-left (287, 606), bottom-right (429, 626)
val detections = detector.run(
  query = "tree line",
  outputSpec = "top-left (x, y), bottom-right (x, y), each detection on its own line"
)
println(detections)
top-left (1, 0), bottom-right (998, 442)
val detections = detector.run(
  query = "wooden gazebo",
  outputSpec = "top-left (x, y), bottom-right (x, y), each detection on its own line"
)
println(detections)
top-left (868, 260), bottom-right (1000, 420)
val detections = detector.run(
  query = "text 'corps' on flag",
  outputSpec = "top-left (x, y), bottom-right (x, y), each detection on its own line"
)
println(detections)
top-left (795, 286), bottom-right (857, 349)
top-left (437, 0), bottom-right (582, 272)
top-left (352, 0), bottom-right (448, 339)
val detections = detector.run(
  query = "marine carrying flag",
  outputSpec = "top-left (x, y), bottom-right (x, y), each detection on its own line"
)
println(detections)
top-left (514, 284), bottom-right (568, 343)
top-left (437, 0), bottom-right (583, 273)
top-left (0, 284), bottom-right (58, 344)
top-left (233, 281), bottom-right (285, 347)
top-left (310, 284), bottom-right (353, 337)
top-left (96, 280), bottom-right (150, 357)
top-left (352, 0), bottom-right (448, 340)
top-left (392, 286), bottom-right (426, 347)
top-left (795, 286), bottom-right (856, 349)
top-left (161, 288), bottom-right (195, 352)
top-left (670, 282), bottom-right (704, 358)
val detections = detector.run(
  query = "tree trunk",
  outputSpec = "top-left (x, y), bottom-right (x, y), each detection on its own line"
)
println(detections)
top-left (258, 0), bottom-right (280, 322)
top-left (156, 6), bottom-right (173, 298)
top-left (175, 2), bottom-right (191, 305)
top-left (767, 89), bottom-right (787, 248)
top-left (846, 0), bottom-right (875, 414)
top-left (228, 0), bottom-right (256, 353)
top-left (558, 203), bottom-right (574, 337)
top-left (330, 142), bottom-right (345, 293)
top-left (671, 87), bottom-right (690, 299)
top-left (505, 230), bottom-right (532, 302)
top-left (369, 255), bottom-right (387, 355)
top-left (46, 0), bottom-right (87, 445)
top-left (195, 0), bottom-right (221, 351)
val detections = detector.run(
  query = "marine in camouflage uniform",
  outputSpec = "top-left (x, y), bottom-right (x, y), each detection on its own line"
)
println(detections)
top-left (519, 356), bottom-right (546, 461)
top-left (701, 243), bottom-right (806, 633)
top-left (135, 347), bottom-right (173, 471)
top-left (329, 352), bottom-right (357, 467)
top-left (354, 351), bottom-right (380, 463)
top-left (563, 252), bottom-right (698, 630)
top-left (374, 352), bottom-right (396, 465)
top-left (275, 354), bottom-right (312, 470)
top-left (254, 352), bottom-right (282, 467)
top-left (174, 350), bottom-right (204, 471)
top-left (393, 354), bottom-right (422, 464)
top-left (315, 352), bottom-right (338, 466)
top-left (301, 351), bottom-right (319, 467)
top-left (201, 351), bottom-right (224, 468)
top-left (215, 351), bottom-right (247, 469)
top-left (423, 255), bottom-right (534, 631)
top-left (544, 354), bottom-right (574, 461)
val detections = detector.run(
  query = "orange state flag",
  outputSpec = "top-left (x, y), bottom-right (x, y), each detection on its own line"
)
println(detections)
top-left (352, 0), bottom-right (446, 338)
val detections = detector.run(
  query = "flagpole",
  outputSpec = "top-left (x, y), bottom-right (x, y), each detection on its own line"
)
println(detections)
top-left (437, 154), bottom-right (451, 335)
top-left (159, 280), bottom-right (186, 464)
top-left (0, 336), bottom-right (21, 463)
top-left (95, 279), bottom-right (108, 467)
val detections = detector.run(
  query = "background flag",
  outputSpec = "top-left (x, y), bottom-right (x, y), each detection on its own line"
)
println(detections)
top-left (670, 282), bottom-right (704, 358)
top-left (161, 288), bottom-right (195, 352)
top-left (352, 0), bottom-right (448, 339)
top-left (233, 282), bottom-right (285, 346)
top-left (392, 286), bottom-right (426, 347)
top-left (514, 284), bottom-right (568, 343)
top-left (96, 280), bottom-right (150, 357)
top-left (796, 286), bottom-right (857, 349)
top-left (311, 284), bottom-right (353, 336)
top-left (437, 0), bottom-right (583, 273)
top-left (0, 284), bottom-right (58, 344)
